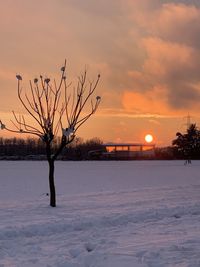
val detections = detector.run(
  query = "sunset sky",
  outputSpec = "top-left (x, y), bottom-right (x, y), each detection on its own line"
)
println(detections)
top-left (1, 0), bottom-right (200, 146)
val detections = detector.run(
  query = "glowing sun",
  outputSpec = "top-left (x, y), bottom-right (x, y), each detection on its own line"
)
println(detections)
top-left (145, 134), bottom-right (153, 143)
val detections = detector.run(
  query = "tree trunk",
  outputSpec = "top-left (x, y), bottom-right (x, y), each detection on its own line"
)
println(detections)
top-left (48, 159), bottom-right (56, 207)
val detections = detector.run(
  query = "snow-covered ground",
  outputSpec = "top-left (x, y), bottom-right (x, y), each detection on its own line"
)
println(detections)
top-left (1, 160), bottom-right (200, 267)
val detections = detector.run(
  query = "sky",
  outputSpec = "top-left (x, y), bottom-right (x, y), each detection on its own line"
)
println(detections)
top-left (0, 0), bottom-right (200, 146)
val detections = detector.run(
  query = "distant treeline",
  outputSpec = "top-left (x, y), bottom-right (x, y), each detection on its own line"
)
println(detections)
top-left (0, 137), bottom-right (105, 160)
top-left (1, 127), bottom-right (200, 160)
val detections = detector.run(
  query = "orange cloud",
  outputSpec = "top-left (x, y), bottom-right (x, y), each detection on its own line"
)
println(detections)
top-left (122, 86), bottom-right (165, 113)
top-left (122, 85), bottom-right (190, 116)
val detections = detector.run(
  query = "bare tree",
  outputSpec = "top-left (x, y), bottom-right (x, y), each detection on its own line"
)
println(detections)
top-left (0, 60), bottom-right (101, 207)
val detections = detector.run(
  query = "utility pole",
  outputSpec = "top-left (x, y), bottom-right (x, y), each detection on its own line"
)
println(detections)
top-left (184, 113), bottom-right (192, 130)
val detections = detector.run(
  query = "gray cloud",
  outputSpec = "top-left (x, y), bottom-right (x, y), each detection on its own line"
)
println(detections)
top-left (167, 84), bottom-right (200, 110)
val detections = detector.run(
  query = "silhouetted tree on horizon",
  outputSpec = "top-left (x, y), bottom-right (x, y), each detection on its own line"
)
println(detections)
top-left (172, 123), bottom-right (200, 162)
top-left (0, 60), bottom-right (101, 207)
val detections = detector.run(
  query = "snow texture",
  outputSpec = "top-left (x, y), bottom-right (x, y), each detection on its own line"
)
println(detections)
top-left (62, 128), bottom-right (74, 137)
top-left (1, 160), bottom-right (200, 267)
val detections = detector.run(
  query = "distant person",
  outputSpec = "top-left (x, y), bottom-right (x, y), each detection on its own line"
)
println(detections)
top-left (184, 156), bottom-right (192, 165)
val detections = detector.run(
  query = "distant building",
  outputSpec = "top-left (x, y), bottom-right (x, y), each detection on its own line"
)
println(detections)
top-left (102, 143), bottom-right (156, 160)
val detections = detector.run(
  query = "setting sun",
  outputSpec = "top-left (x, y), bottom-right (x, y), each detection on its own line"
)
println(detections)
top-left (145, 134), bottom-right (153, 143)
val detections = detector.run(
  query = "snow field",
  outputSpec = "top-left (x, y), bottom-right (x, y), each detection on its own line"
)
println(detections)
top-left (1, 161), bottom-right (200, 266)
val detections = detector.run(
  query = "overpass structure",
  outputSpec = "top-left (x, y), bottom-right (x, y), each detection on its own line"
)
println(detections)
top-left (102, 143), bottom-right (156, 159)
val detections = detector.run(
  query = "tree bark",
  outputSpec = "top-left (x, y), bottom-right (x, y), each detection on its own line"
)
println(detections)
top-left (48, 159), bottom-right (56, 207)
top-left (46, 136), bottom-right (73, 207)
